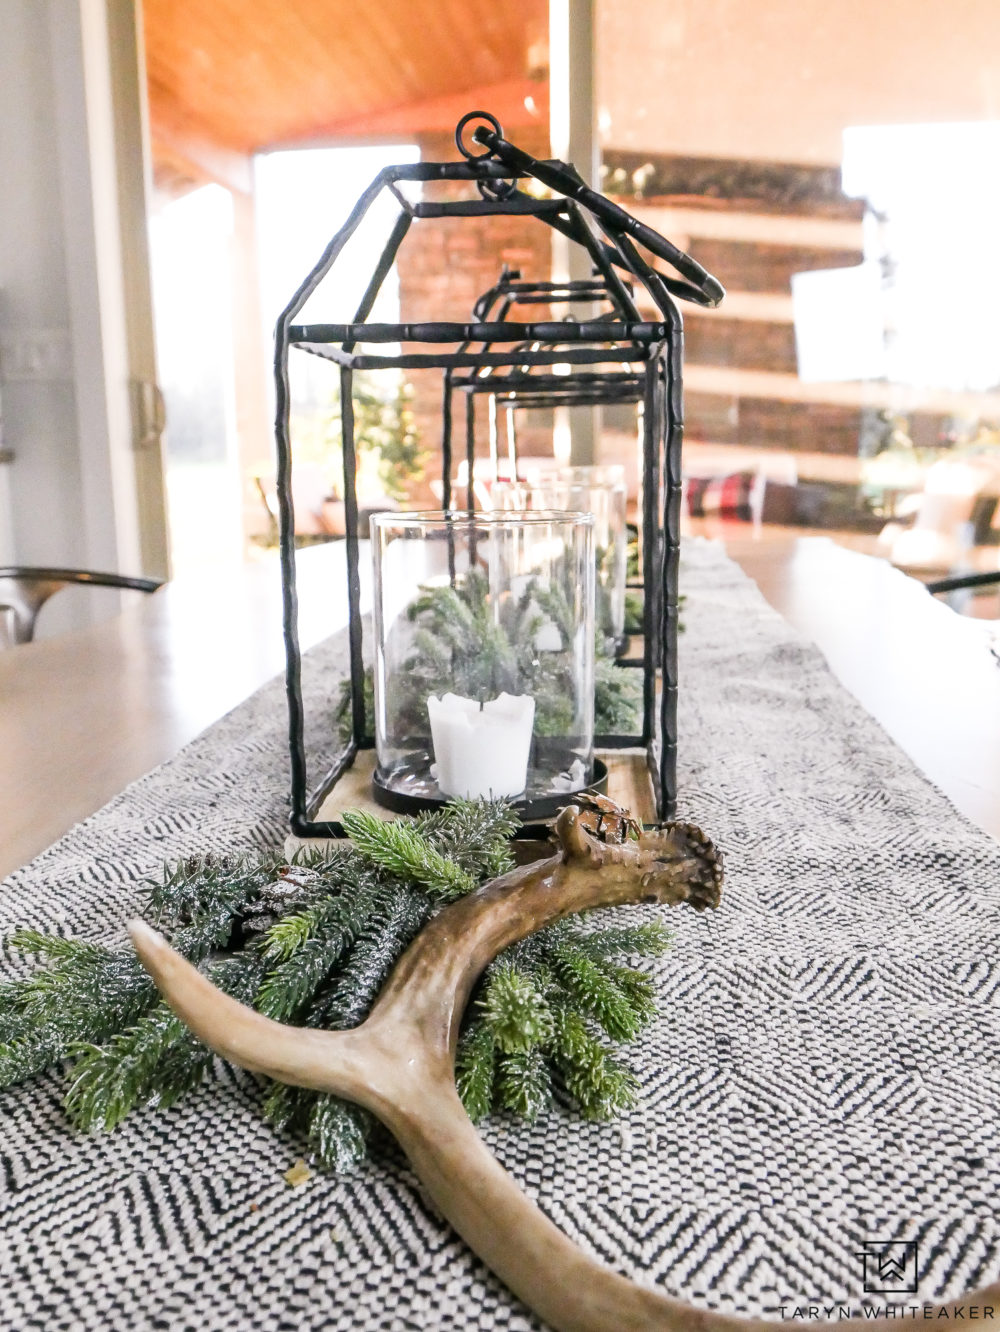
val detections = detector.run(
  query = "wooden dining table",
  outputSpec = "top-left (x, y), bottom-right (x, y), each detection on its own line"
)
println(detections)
top-left (1, 534), bottom-right (997, 883)
top-left (0, 544), bottom-right (369, 880)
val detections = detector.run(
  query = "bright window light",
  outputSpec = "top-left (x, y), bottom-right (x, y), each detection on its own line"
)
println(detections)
top-left (842, 122), bottom-right (1000, 394)
top-left (254, 144), bottom-right (419, 331)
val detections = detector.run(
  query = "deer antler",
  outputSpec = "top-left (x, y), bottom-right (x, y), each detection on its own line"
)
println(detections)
top-left (129, 809), bottom-right (1000, 1331)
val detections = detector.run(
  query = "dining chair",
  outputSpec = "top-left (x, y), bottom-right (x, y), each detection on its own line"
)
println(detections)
top-left (0, 567), bottom-right (164, 646)
top-left (925, 568), bottom-right (1000, 644)
top-left (925, 570), bottom-right (1000, 597)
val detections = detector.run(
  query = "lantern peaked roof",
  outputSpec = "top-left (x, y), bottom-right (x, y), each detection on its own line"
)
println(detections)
top-left (276, 111), bottom-right (725, 375)
top-left (447, 270), bottom-right (646, 408)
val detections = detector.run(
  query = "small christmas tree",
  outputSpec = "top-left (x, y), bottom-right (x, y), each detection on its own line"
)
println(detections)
top-left (329, 374), bottom-right (424, 503)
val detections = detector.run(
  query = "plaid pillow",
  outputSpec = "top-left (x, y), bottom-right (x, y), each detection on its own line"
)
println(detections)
top-left (685, 471), bottom-right (756, 519)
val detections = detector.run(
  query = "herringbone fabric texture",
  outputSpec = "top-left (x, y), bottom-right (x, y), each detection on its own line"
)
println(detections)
top-left (1, 541), bottom-right (998, 1331)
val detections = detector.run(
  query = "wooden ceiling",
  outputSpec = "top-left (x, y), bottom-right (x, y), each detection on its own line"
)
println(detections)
top-left (142, 0), bottom-right (549, 191)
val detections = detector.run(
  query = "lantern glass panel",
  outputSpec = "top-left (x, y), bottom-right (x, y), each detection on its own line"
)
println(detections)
top-left (491, 464), bottom-right (628, 650)
top-left (370, 510), bottom-right (595, 810)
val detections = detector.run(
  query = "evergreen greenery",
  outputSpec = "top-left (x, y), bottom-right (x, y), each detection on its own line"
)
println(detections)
top-left (334, 563), bottom-right (643, 748)
top-left (340, 376), bottom-right (423, 504)
top-left (456, 913), bottom-right (670, 1125)
top-left (621, 589), bottom-right (685, 638)
top-left (387, 567), bottom-right (642, 740)
top-left (340, 810), bottom-right (477, 901)
top-left (335, 671), bottom-right (376, 743)
top-left (0, 800), bottom-right (669, 1171)
top-left (623, 590), bottom-right (644, 635)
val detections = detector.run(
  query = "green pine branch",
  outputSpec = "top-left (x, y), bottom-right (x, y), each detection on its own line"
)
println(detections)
top-left (0, 934), bottom-right (157, 1090)
top-left (559, 920), bottom-right (672, 960)
top-left (594, 652), bottom-right (643, 734)
top-left (334, 673), bottom-right (376, 744)
top-left (459, 913), bottom-right (671, 1123)
top-left (308, 1093), bottom-right (373, 1173)
top-left (308, 881), bottom-right (432, 1030)
top-left (549, 1002), bottom-right (639, 1121)
top-left (549, 945), bottom-right (647, 1043)
top-left (497, 1047), bottom-right (553, 1122)
top-left (390, 568), bottom-right (642, 743)
top-left (415, 798), bottom-right (518, 882)
top-left (1, 798), bottom-right (674, 1167)
top-left (455, 1022), bottom-right (496, 1123)
top-left (341, 810), bottom-right (477, 901)
top-left (256, 889), bottom-right (373, 1021)
top-left (624, 590), bottom-right (644, 635)
top-left (65, 953), bottom-right (267, 1131)
top-left (479, 962), bottom-right (554, 1053)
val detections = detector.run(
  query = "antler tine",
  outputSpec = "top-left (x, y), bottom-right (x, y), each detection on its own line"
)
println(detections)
top-left (128, 920), bottom-right (377, 1104)
top-left (555, 803), bottom-right (604, 863)
top-left (635, 821), bottom-right (724, 911)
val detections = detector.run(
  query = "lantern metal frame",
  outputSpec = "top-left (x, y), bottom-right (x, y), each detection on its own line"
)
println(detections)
top-left (273, 111), bottom-right (723, 838)
top-left (445, 269), bottom-right (647, 669)
top-left (443, 269), bottom-right (646, 489)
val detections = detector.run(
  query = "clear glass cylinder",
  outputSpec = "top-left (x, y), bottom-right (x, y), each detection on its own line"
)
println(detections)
top-left (491, 463), bottom-right (628, 649)
top-left (370, 510), bottom-right (595, 813)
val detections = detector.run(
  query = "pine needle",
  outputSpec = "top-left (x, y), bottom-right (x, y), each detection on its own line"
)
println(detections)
top-left (480, 963), bottom-right (554, 1053)
top-left (256, 892), bottom-right (369, 1021)
top-left (561, 920), bottom-right (672, 960)
top-left (550, 1004), bottom-right (639, 1120)
top-left (66, 1007), bottom-right (193, 1132)
top-left (7, 929), bottom-right (106, 963)
top-left (341, 810), bottom-right (477, 901)
top-left (65, 953), bottom-right (267, 1131)
top-left (0, 939), bottom-right (157, 1090)
top-left (309, 883), bottom-right (432, 1030)
top-left (0, 799), bottom-right (674, 1165)
top-left (390, 567), bottom-right (642, 738)
top-left (497, 1047), bottom-right (553, 1122)
top-left (456, 1022), bottom-right (496, 1123)
top-left (549, 945), bottom-right (647, 1043)
top-left (416, 798), bottom-right (519, 881)
top-left (308, 1094), bottom-right (372, 1173)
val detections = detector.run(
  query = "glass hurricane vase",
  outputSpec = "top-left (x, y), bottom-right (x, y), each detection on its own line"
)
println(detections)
top-left (370, 509), bottom-right (596, 815)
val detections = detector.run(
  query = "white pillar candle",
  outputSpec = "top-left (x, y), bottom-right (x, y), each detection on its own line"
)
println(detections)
top-left (427, 692), bottom-right (535, 799)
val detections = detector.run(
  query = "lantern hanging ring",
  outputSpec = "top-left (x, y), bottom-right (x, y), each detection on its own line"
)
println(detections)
top-left (455, 109), bottom-right (504, 160)
top-left (455, 109), bottom-right (519, 200)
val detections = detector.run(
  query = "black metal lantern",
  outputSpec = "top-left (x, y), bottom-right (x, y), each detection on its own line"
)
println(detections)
top-left (273, 111), bottom-right (723, 838)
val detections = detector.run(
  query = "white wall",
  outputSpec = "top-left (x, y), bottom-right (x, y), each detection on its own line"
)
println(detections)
top-left (0, 0), bottom-right (158, 635)
top-left (598, 0), bottom-right (1000, 166)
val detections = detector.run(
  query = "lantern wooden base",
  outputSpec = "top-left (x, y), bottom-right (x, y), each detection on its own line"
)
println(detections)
top-left (285, 749), bottom-right (657, 858)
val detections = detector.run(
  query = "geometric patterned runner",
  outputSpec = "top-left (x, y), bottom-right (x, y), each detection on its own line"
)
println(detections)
top-left (2, 540), bottom-right (998, 1330)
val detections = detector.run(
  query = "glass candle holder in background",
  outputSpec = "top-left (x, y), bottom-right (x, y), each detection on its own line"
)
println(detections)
top-left (370, 510), bottom-right (596, 815)
top-left (491, 463), bottom-right (628, 651)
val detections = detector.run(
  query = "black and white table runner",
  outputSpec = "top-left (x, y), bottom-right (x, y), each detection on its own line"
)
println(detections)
top-left (2, 541), bottom-right (998, 1331)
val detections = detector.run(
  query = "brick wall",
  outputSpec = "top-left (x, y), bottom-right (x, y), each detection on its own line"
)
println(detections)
top-left (396, 127), bottom-right (552, 503)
